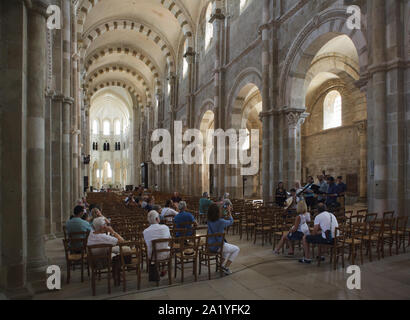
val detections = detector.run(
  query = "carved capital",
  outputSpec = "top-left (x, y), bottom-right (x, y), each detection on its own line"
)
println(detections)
top-left (284, 108), bottom-right (309, 129)
top-left (209, 9), bottom-right (225, 23)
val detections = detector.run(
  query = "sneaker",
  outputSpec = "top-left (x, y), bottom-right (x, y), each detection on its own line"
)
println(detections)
top-left (298, 258), bottom-right (312, 264)
top-left (222, 267), bottom-right (232, 275)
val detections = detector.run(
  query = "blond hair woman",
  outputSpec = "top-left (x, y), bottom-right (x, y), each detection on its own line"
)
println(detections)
top-left (273, 200), bottom-right (311, 256)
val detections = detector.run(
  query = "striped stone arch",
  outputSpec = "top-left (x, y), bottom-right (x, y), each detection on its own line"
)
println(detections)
top-left (76, 0), bottom-right (194, 47)
top-left (85, 63), bottom-right (152, 103)
top-left (81, 19), bottom-right (175, 72)
top-left (85, 79), bottom-right (143, 105)
top-left (278, 7), bottom-right (368, 109)
top-left (84, 45), bottom-right (162, 88)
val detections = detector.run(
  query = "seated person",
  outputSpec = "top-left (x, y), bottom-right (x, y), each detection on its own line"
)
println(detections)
top-left (65, 205), bottom-right (92, 245)
top-left (299, 202), bottom-right (339, 264)
top-left (143, 210), bottom-right (171, 278)
top-left (274, 200), bottom-right (311, 255)
top-left (87, 217), bottom-right (124, 255)
top-left (199, 192), bottom-right (212, 219)
top-left (160, 200), bottom-right (178, 223)
top-left (285, 188), bottom-right (301, 213)
top-left (301, 176), bottom-right (316, 209)
top-left (144, 197), bottom-right (154, 212)
top-left (171, 191), bottom-right (182, 204)
top-left (207, 203), bottom-right (240, 275)
top-left (222, 199), bottom-right (233, 218)
top-left (174, 201), bottom-right (197, 237)
top-left (275, 182), bottom-right (287, 207)
top-left (88, 207), bottom-right (110, 228)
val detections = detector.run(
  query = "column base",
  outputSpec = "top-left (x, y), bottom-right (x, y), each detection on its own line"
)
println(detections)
top-left (27, 266), bottom-right (49, 295)
top-left (2, 286), bottom-right (35, 300)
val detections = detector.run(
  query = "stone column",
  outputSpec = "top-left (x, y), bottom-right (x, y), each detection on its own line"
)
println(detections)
top-left (185, 47), bottom-right (196, 195)
top-left (356, 120), bottom-right (367, 202)
top-left (169, 73), bottom-right (177, 190)
top-left (368, 0), bottom-right (387, 215)
top-left (26, 0), bottom-right (48, 285)
top-left (260, 0), bottom-right (272, 202)
top-left (210, 1), bottom-right (225, 197)
top-left (44, 91), bottom-right (53, 237)
top-left (62, 0), bottom-right (73, 220)
top-left (0, 0), bottom-right (29, 297)
top-left (284, 108), bottom-right (308, 189)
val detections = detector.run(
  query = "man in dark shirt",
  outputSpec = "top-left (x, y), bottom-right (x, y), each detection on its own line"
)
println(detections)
top-left (326, 177), bottom-right (339, 209)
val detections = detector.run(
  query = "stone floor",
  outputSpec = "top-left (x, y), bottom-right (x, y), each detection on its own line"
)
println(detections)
top-left (34, 231), bottom-right (410, 300)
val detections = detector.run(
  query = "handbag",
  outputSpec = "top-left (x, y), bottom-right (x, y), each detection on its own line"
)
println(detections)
top-left (148, 263), bottom-right (160, 282)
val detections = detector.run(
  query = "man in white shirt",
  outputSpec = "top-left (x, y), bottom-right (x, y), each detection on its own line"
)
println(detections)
top-left (143, 210), bottom-right (171, 262)
top-left (299, 203), bottom-right (339, 264)
top-left (87, 217), bottom-right (124, 255)
top-left (160, 200), bottom-right (178, 223)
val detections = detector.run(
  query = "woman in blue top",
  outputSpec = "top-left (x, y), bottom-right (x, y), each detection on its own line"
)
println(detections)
top-left (207, 203), bottom-right (240, 275)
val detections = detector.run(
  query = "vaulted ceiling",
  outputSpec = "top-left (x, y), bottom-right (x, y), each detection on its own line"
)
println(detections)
top-left (76, 0), bottom-right (209, 106)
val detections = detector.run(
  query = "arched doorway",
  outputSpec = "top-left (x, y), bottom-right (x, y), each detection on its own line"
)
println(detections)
top-left (231, 83), bottom-right (262, 199)
top-left (301, 35), bottom-right (367, 205)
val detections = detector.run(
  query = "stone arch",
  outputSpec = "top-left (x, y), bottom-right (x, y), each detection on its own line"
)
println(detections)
top-left (195, 98), bottom-right (214, 129)
top-left (84, 45), bottom-right (162, 88)
top-left (76, 0), bottom-right (194, 48)
top-left (81, 18), bottom-right (176, 72)
top-left (279, 8), bottom-right (368, 109)
top-left (85, 63), bottom-right (152, 103)
top-left (86, 79), bottom-right (143, 106)
top-left (226, 67), bottom-right (262, 129)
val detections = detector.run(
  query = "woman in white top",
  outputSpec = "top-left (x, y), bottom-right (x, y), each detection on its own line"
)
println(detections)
top-left (160, 200), bottom-right (178, 223)
top-left (274, 200), bottom-right (311, 256)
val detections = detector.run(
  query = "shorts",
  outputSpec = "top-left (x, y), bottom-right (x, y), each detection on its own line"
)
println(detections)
top-left (306, 234), bottom-right (333, 245)
top-left (287, 231), bottom-right (304, 241)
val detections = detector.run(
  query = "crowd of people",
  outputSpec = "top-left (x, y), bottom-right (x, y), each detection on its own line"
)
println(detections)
top-left (65, 189), bottom-right (240, 281)
top-left (275, 174), bottom-right (347, 212)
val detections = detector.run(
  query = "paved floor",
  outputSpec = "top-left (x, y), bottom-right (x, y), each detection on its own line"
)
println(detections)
top-left (35, 231), bottom-right (410, 300)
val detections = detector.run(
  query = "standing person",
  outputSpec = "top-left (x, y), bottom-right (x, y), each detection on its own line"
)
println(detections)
top-left (275, 182), bottom-right (287, 207)
top-left (299, 203), bottom-right (339, 264)
top-left (199, 192), bottom-right (212, 224)
top-left (174, 201), bottom-right (197, 237)
top-left (317, 175), bottom-right (328, 202)
top-left (274, 201), bottom-right (311, 255)
top-left (336, 176), bottom-right (347, 207)
top-left (207, 203), bottom-right (240, 275)
top-left (301, 176), bottom-right (316, 209)
top-left (325, 176), bottom-right (340, 211)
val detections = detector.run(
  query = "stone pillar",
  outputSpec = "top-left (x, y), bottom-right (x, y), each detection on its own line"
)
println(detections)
top-left (44, 91), bottom-right (53, 237)
top-left (26, 0), bottom-right (48, 287)
top-left (62, 0), bottom-right (72, 220)
top-left (169, 73), bottom-right (177, 190)
top-left (210, 1), bottom-right (225, 197)
top-left (368, 0), bottom-right (387, 215)
top-left (284, 108), bottom-right (308, 189)
top-left (356, 120), bottom-right (367, 202)
top-left (260, 0), bottom-right (271, 202)
top-left (0, 0), bottom-right (29, 297)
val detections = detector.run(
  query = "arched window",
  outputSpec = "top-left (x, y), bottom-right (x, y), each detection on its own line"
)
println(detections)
top-left (204, 3), bottom-right (213, 51)
top-left (96, 169), bottom-right (100, 178)
top-left (103, 120), bottom-right (110, 135)
top-left (182, 40), bottom-right (188, 78)
top-left (323, 90), bottom-right (342, 130)
top-left (240, 0), bottom-right (248, 14)
top-left (92, 120), bottom-right (99, 135)
top-left (106, 163), bottom-right (112, 178)
top-left (114, 120), bottom-right (121, 135)
top-left (167, 82), bottom-right (171, 96)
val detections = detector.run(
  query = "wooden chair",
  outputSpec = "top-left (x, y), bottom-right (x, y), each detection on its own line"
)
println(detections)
top-left (198, 233), bottom-right (225, 280)
top-left (330, 227), bottom-right (347, 270)
top-left (118, 241), bottom-right (141, 292)
top-left (174, 235), bottom-right (199, 283)
top-left (62, 230), bottom-right (90, 283)
top-left (253, 211), bottom-right (273, 246)
top-left (344, 223), bottom-right (363, 265)
top-left (151, 238), bottom-right (173, 286)
top-left (361, 219), bottom-right (382, 261)
top-left (239, 210), bottom-right (255, 240)
top-left (87, 244), bottom-right (114, 296)
top-left (392, 216), bottom-right (408, 254)
top-left (380, 216), bottom-right (395, 258)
